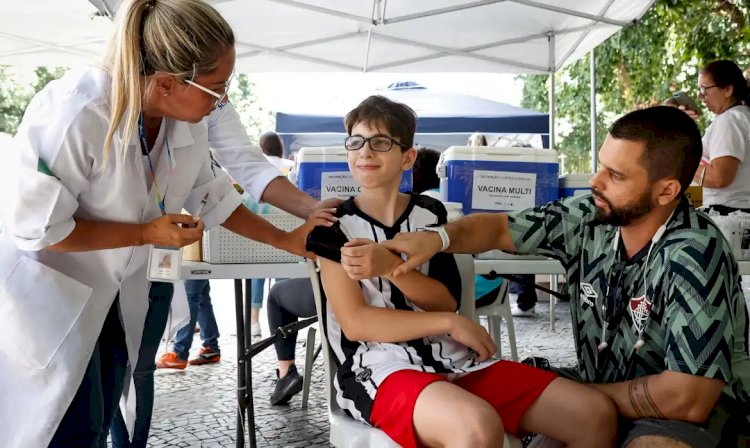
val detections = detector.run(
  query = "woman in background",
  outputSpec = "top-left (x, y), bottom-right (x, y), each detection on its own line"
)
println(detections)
top-left (691, 60), bottom-right (750, 213)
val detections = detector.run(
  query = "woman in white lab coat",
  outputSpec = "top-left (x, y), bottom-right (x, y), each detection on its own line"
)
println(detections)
top-left (0, 1), bottom-right (327, 446)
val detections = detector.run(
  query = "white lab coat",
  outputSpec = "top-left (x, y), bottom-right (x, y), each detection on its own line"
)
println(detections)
top-left (0, 67), bottom-right (242, 448)
top-left (206, 105), bottom-right (284, 202)
top-left (157, 100), bottom-right (293, 351)
top-left (157, 100), bottom-right (287, 357)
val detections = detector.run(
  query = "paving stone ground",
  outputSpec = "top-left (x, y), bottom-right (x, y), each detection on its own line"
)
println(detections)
top-left (126, 279), bottom-right (576, 447)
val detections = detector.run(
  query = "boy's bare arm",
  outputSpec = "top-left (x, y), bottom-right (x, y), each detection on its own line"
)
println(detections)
top-left (319, 257), bottom-right (495, 360)
top-left (384, 267), bottom-right (456, 312)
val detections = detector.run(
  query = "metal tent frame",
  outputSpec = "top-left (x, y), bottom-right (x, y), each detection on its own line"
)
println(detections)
top-left (2, 0), bottom-right (655, 164)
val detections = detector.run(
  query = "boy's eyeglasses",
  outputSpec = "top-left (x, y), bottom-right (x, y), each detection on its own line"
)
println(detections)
top-left (345, 134), bottom-right (409, 152)
top-left (185, 74), bottom-right (233, 109)
top-left (604, 260), bottom-right (627, 323)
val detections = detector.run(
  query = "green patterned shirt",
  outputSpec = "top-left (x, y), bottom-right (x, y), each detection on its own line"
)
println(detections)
top-left (508, 194), bottom-right (750, 408)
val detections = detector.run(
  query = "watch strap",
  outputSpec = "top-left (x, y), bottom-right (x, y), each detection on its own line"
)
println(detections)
top-left (423, 225), bottom-right (449, 252)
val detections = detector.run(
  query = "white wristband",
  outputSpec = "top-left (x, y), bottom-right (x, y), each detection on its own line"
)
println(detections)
top-left (423, 226), bottom-right (450, 252)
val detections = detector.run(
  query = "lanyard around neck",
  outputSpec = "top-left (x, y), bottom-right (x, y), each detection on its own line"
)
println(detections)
top-left (138, 113), bottom-right (173, 216)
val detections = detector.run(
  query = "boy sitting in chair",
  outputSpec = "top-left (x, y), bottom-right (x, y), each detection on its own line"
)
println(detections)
top-left (307, 95), bottom-right (618, 447)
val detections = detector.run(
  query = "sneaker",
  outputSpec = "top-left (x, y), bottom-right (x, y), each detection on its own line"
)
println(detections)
top-left (511, 304), bottom-right (536, 317)
top-left (156, 352), bottom-right (187, 370)
top-left (251, 322), bottom-right (261, 337)
top-left (270, 365), bottom-right (303, 405)
top-left (188, 345), bottom-right (221, 365)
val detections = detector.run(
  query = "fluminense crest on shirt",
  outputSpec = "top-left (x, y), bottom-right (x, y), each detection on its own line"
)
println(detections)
top-left (628, 295), bottom-right (652, 334)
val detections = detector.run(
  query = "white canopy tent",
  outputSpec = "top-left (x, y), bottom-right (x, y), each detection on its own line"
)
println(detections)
top-left (1, 0), bottom-right (655, 74)
top-left (0, 0), bottom-right (655, 161)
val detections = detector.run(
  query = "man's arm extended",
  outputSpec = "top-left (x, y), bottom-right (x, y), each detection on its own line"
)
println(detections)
top-left (589, 370), bottom-right (724, 423)
top-left (444, 213), bottom-right (517, 254)
top-left (382, 213), bottom-right (517, 276)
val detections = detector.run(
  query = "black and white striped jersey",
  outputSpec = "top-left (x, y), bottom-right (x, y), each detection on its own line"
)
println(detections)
top-left (309, 194), bottom-right (496, 425)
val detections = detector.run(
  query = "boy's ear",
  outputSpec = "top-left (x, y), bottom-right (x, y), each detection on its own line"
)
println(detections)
top-left (401, 147), bottom-right (417, 171)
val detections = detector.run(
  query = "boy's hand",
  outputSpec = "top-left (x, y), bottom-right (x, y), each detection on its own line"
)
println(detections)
top-left (281, 208), bottom-right (337, 258)
top-left (341, 238), bottom-right (402, 280)
top-left (447, 315), bottom-right (496, 362)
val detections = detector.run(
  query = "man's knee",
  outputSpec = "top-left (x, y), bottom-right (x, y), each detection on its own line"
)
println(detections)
top-left (625, 435), bottom-right (692, 448)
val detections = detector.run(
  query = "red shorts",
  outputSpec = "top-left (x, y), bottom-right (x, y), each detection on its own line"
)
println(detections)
top-left (369, 361), bottom-right (557, 448)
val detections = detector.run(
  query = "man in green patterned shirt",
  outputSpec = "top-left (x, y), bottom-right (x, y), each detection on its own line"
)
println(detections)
top-left (377, 107), bottom-right (749, 447)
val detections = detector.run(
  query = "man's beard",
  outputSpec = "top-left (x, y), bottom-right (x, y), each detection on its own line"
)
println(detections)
top-left (593, 188), bottom-right (653, 226)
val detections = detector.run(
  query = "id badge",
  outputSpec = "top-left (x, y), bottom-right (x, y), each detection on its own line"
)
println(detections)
top-left (147, 245), bottom-right (183, 283)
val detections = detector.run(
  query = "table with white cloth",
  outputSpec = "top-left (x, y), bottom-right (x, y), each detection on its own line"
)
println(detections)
top-left (181, 261), bottom-right (309, 448)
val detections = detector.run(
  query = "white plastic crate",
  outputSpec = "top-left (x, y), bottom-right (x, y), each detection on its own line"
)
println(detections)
top-left (707, 211), bottom-right (750, 261)
top-left (202, 214), bottom-right (305, 263)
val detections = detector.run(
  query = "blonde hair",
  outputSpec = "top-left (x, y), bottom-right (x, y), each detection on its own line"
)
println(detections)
top-left (103, 0), bottom-right (234, 160)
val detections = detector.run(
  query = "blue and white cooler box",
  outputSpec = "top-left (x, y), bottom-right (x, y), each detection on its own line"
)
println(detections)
top-left (293, 147), bottom-right (412, 200)
top-left (558, 173), bottom-right (593, 199)
top-left (438, 146), bottom-right (559, 215)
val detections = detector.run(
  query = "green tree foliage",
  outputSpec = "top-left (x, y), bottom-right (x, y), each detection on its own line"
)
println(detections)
top-left (0, 67), bottom-right (29, 135)
top-left (0, 66), bottom-right (68, 135)
top-left (520, 0), bottom-right (750, 173)
top-left (32, 67), bottom-right (68, 94)
top-left (228, 74), bottom-right (274, 144)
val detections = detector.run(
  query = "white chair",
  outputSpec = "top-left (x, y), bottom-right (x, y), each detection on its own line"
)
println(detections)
top-left (474, 279), bottom-right (519, 361)
top-left (306, 256), bottom-right (521, 448)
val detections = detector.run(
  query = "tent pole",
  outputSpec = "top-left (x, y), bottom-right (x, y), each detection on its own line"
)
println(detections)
top-left (547, 32), bottom-right (555, 151)
top-left (364, 27), bottom-right (373, 72)
top-left (363, 0), bottom-right (383, 72)
top-left (590, 48), bottom-right (597, 173)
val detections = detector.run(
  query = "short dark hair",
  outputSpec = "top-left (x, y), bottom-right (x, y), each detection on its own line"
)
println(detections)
top-left (413, 148), bottom-right (441, 193)
top-left (701, 59), bottom-right (749, 106)
top-left (259, 131), bottom-right (283, 157)
top-left (344, 95), bottom-right (417, 149)
top-left (608, 106), bottom-right (702, 194)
